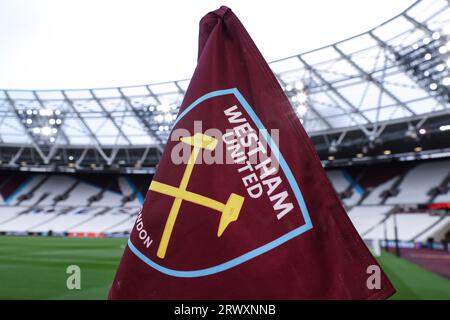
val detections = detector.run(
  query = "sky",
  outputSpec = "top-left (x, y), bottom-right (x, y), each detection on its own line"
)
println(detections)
top-left (0, 0), bottom-right (413, 89)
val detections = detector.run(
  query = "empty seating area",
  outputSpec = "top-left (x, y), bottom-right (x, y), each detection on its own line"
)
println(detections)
top-left (59, 181), bottom-right (100, 207)
top-left (385, 160), bottom-right (450, 205)
top-left (0, 206), bottom-right (138, 234)
top-left (0, 171), bottom-right (150, 208)
top-left (347, 205), bottom-right (393, 236)
top-left (0, 206), bottom-right (64, 232)
top-left (0, 171), bottom-right (147, 235)
top-left (0, 206), bottom-right (27, 224)
top-left (29, 207), bottom-right (105, 233)
top-left (363, 213), bottom-right (443, 241)
top-left (69, 211), bottom-right (133, 233)
top-left (326, 159), bottom-right (450, 207)
top-left (0, 158), bottom-right (448, 240)
top-left (19, 175), bottom-right (76, 206)
top-left (361, 177), bottom-right (399, 205)
top-left (318, 160), bottom-right (449, 243)
top-left (415, 217), bottom-right (450, 242)
top-left (326, 169), bottom-right (364, 208)
top-left (326, 170), bottom-right (350, 193)
top-left (434, 181), bottom-right (450, 203)
top-left (106, 217), bottom-right (137, 233)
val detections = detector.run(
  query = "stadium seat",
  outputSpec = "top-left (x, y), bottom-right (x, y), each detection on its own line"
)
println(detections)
top-left (20, 175), bottom-right (76, 207)
top-left (347, 205), bottom-right (393, 236)
top-left (28, 207), bottom-right (105, 233)
top-left (0, 207), bottom-right (62, 232)
top-left (385, 161), bottom-right (450, 205)
top-left (326, 170), bottom-right (350, 194)
top-left (0, 206), bottom-right (28, 224)
top-left (58, 182), bottom-right (101, 207)
top-left (362, 177), bottom-right (400, 205)
top-left (364, 213), bottom-right (442, 241)
top-left (68, 209), bottom-right (134, 233)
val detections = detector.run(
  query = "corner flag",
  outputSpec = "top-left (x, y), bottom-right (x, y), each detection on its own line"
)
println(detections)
top-left (109, 6), bottom-right (395, 299)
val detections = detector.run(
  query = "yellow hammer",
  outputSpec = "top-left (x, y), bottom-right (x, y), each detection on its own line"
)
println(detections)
top-left (149, 133), bottom-right (244, 259)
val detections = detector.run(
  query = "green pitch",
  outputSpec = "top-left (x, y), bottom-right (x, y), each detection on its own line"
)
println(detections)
top-left (0, 236), bottom-right (125, 299)
top-left (0, 236), bottom-right (449, 299)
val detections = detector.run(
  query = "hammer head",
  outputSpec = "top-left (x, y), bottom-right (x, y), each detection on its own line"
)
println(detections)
top-left (218, 193), bottom-right (244, 237)
top-left (180, 133), bottom-right (218, 150)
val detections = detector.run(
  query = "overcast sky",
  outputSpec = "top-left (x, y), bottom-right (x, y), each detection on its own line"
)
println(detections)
top-left (0, 0), bottom-right (413, 89)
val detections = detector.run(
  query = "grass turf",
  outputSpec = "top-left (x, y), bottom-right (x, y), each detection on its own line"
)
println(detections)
top-left (0, 236), bottom-right (125, 299)
top-left (376, 250), bottom-right (450, 300)
top-left (0, 236), bottom-right (449, 299)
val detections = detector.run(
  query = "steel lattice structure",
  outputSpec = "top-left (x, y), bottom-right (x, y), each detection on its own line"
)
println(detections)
top-left (0, 0), bottom-right (449, 171)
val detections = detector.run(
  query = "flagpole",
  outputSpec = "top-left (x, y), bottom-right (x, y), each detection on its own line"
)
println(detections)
top-left (393, 211), bottom-right (401, 257)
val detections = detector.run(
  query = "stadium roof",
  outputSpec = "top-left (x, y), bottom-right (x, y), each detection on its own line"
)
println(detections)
top-left (0, 0), bottom-right (449, 168)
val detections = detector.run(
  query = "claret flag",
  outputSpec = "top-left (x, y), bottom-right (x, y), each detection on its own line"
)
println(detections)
top-left (109, 6), bottom-right (395, 299)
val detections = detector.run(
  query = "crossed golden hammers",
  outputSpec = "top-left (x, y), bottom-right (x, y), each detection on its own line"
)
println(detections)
top-left (149, 133), bottom-right (245, 259)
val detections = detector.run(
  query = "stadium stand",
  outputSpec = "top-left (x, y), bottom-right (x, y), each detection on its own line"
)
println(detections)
top-left (386, 161), bottom-right (450, 205)
top-left (326, 169), bottom-right (364, 208)
top-left (362, 177), bottom-right (399, 205)
top-left (326, 170), bottom-right (350, 194)
top-left (434, 181), bottom-right (450, 203)
top-left (28, 207), bottom-right (105, 233)
top-left (68, 210), bottom-right (134, 233)
top-left (0, 207), bottom-right (64, 232)
top-left (106, 216), bottom-right (138, 233)
top-left (59, 181), bottom-right (103, 207)
top-left (347, 205), bottom-right (393, 236)
top-left (91, 191), bottom-right (123, 207)
top-left (4, 174), bottom-right (46, 205)
top-left (0, 159), bottom-right (448, 243)
top-left (363, 213), bottom-right (443, 241)
top-left (414, 216), bottom-right (450, 242)
top-left (19, 175), bottom-right (76, 206)
top-left (0, 206), bottom-right (27, 224)
top-left (102, 207), bottom-right (140, 233)
top-left (311, 160), bottom-right (449, 243)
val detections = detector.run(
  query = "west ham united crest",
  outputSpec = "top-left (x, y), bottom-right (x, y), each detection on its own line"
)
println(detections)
top-left (127, 88), bottom-right (313, 277)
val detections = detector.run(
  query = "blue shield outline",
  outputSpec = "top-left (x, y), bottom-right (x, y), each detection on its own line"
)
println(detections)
top-left (128, 88), bottom-right (313, 277)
